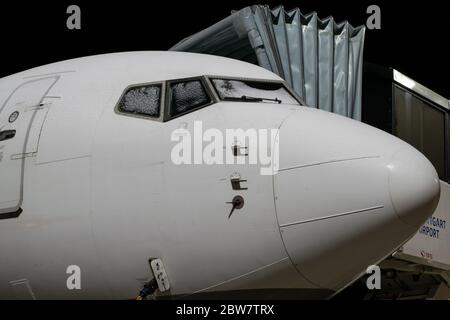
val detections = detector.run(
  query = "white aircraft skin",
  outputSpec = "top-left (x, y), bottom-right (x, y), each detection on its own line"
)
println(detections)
top-left (0, 52), bottom-right (441, 299)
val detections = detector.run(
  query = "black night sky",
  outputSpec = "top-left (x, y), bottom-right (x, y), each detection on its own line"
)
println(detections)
top-left (0, 0), bottom-right (449, 97)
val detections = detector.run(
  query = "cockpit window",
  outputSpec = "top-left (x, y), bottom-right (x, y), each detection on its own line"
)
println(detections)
top-left (211, 78), bottom-right (300, 105)
top-left (169, 80), bottom-right (211, 117)
top-left (118, 84), bottom-right (161, 117)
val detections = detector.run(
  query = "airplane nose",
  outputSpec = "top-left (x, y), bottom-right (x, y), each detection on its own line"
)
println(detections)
top-left (388, 147), bottom-right (441, 227)
top-left (273, 108), bottom-right (441, 290)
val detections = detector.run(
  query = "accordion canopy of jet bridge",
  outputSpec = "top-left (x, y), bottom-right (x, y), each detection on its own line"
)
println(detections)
top-left (170, 5), bottom-right (366, 120)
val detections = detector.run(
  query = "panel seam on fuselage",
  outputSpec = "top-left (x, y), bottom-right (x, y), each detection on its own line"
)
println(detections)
top-left (36, 155), bottom-right (91, 166)
top-left (22, 70), bottom-right (76, 79)
top-left (277, 155), bottom-right (380, 173)
top-left (279, 205), bottom-right (385, 228)
top-left (270, 110), bottom-right (323, 289)
top-left (189, 257), bottom-right (290, 295)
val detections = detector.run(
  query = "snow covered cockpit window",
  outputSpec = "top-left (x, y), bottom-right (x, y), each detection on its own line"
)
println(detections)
top-left (211, 79), bottom-right (300, 105)
top-left (169, 80), bottom-right (211, 116)
top-left (119, 84), bottom-right (161, 117)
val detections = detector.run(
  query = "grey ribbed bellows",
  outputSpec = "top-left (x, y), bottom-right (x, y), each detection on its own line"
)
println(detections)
top-left (170, 5), bottom-right (366, 120)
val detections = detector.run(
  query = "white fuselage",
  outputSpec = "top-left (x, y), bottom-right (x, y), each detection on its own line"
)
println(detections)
top-left (0, 52), bottom-right (441, 299)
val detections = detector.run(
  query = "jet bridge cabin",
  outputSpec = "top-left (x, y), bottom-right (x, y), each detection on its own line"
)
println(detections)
top-left (363, 63), bottom-right (449, 184)
top-left (343, 63), bottom-right (450, 299)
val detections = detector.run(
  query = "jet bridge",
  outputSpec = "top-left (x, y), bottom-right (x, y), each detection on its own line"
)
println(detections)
top-left (351, 65), bottom-right (450, 299)
top-left (170, 5), bottom-right (365, 120)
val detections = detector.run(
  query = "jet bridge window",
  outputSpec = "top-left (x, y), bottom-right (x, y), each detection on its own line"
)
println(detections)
top-left (211, 78), bottom-right (300, 105)
top-left (168, 79), bottom-right (212, 118)
top-left (118, 84), bottom-right (161, 118)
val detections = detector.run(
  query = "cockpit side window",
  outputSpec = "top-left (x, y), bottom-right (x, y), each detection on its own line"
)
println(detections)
top-left (167, 79), bottom-right (212, 119)
top-left (118, 84), bottom-right (161, 118)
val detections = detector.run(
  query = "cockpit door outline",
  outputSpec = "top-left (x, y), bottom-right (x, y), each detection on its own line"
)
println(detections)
top-left (0, 76), bottom-right (59, 218)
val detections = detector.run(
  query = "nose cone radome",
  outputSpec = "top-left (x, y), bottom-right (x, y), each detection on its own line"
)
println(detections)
top-left (388, 147), bottom-right (441, 227)
top-left (273, 108), bottom-right (442, 290)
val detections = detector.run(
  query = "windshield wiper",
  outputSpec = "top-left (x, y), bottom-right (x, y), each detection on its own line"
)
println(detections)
top-left (223, 95), bottom-right (282, 104)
